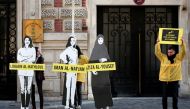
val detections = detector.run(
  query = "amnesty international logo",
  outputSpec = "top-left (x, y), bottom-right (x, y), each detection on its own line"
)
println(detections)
top-left (23, 19), bottom-right (43, 42)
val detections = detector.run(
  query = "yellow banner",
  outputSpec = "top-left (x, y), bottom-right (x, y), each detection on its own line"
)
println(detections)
top-left (158, 28), bottom-right (183, 45)
top-left (85, 62), bottom-right (116, 71)
top-left (53, 64), bottom-right (86, 73)
top-left (52, 62), bottom-right (116, 73)
top-left (9, 63), bottom-right (45, 71)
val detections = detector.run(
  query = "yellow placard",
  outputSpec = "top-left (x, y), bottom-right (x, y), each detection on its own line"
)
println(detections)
top-left (9, 63), bottom-right (45, 71)
top-left (52, 62), bottom-right (116, 73)
top-left (158, 28), bottom-right (183, 45)
top-left (23, 19), bottom-right (43, 42)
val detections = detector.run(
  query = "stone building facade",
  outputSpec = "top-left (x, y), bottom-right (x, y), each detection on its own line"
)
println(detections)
top-left (13, 0), bottom-right (190, 101)
top-left (17, 0), bottom-right (88, 100)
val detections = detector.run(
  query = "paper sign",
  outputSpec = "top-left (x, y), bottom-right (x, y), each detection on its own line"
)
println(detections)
top-left (158, 28), bottom-right (183, 45)
top-left (9, 63), bottom-right (45, 71)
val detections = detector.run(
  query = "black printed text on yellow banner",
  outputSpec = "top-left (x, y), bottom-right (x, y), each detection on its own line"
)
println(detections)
top-left (86, 62), bottom-right (116, 71)
top-left (9, 63), bottom-right (45, 71)
top-left (52, 64), bottom-right (85, 73)
top-left (52, 62), bottom-right (116, 73)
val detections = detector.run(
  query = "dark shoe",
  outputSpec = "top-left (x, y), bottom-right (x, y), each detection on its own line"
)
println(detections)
top-left (76, 105), bottom-right (81, 109)
top-left (70, 104), bottom-right (75, 108)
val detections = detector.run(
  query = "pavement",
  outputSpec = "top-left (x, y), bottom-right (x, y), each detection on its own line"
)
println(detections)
top-left (0, 97), bottom-right (190, 109)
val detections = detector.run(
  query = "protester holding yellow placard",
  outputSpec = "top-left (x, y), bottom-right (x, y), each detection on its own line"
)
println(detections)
top-left (158, 28), bottom-right (183, 45)
top-left (155, 38), bottom-right (186, 109)
top-left (17, 36), bottom-right (36, 109)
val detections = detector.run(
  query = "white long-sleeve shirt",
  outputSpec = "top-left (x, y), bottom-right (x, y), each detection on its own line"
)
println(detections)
top-left (60, 46), bottom-right (78, 65)
top-left (17, 47), bottom-right (36, 76)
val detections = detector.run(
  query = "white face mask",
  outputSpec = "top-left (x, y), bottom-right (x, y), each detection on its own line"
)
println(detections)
top-left (98, 37), bottom-right (104, 45)
top-left (24, 38), bottom-right (30, 47)
top-left (70, 37), bottom-right (76, 46)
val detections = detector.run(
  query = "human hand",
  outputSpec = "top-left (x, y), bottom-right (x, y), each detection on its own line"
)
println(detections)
top-left (156, 36), bottom-right (160, 43)
top-left (63, 60), bottom-right (68, 64)
top-left (92, 71), bottom-right (98, 75)
top-left (180, 38), bottom-right (184, 45)
top-left (156, 39), bottom-right (160, 43)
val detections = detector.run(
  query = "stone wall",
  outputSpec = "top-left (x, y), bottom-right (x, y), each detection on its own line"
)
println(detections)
top-left (179, 0), bottom-right (190, 97)
top-left (40, 0), bottom-right (89, 97)
top-left (41, 0), bottom-right (88, 32)
top-left (173, 0), bottom-right (190, 97)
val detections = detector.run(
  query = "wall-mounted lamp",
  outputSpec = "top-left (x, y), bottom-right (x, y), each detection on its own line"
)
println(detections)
top-left (182, 5), bottom-right (187, 11)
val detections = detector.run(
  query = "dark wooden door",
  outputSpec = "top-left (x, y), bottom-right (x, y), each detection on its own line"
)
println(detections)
top-left (97, 6), bottom-right (178, 97)
top-left (0, 1), bottom-right (17, 100)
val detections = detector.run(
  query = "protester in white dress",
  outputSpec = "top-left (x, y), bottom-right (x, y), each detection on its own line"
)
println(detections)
top-left (60, 36), bottom-right (78, 109)
top-left (17, 36), bottom-right (36, 109)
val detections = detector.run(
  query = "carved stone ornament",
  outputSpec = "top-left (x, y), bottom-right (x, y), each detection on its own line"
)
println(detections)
top-left (43, 20), bottom-right (54, 32)
top-left (59, 8), bottom-right (87, 18)
top-left (42, 8), bottom-right (59, 19)
top-left (64, 0), bottom-right (82, 6)
top-left (64, 20), bottom-right (82, 30)
top-left (41, 0), bottom-right (54, 7)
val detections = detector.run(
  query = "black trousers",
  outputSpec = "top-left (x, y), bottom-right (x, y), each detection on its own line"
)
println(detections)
top-left (162, 81), bottom-right (179, 109)
top-left (75, 82), bottom-right (82, 106)
top-left (31, 80), bottom-right (44, 109)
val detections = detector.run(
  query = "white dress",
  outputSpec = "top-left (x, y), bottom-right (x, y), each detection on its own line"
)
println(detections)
top-left (17, 47), bottom-right (36, 76)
